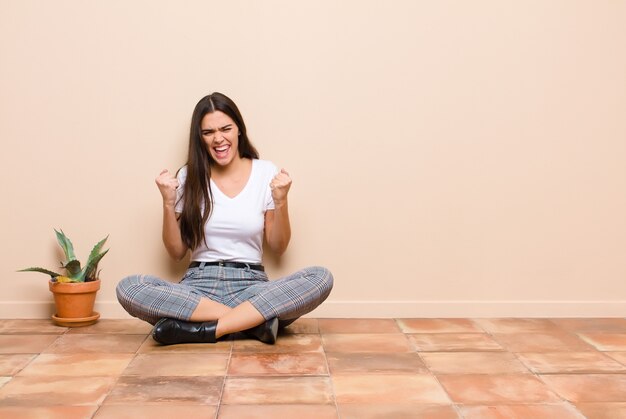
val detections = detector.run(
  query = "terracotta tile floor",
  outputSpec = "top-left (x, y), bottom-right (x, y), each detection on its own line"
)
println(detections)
top-left (1, 318), bottom-right (626, 418)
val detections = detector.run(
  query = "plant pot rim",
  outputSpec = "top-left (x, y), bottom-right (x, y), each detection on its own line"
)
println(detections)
top-left (49, 278), bottom-right (101, 293)
top-left (49, 278), bottom-right (101, 283)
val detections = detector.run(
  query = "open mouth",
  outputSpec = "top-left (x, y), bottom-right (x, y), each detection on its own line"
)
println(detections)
top-left (213, 144), bottom-right (230, 159)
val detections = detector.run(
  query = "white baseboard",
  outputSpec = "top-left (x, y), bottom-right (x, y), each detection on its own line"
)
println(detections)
top-left (313, 300), bottom-right (626, 318)
top-left (1, 300), bottom-right (625, 319)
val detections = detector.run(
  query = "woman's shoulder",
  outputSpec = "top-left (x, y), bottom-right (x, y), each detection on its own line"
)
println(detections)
top-left (176, 165), bottom-right (188, 180)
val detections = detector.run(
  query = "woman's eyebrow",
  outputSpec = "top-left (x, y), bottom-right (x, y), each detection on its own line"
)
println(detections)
top-left (202, 124), bottom-right (233, 132)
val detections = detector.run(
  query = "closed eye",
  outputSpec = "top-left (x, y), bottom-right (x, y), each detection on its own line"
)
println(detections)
top-left (202, 124), bottom-right (232, 136)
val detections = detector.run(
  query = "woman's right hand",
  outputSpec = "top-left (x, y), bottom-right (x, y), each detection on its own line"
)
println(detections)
top-left (155, 169), bottom-right (179, 206)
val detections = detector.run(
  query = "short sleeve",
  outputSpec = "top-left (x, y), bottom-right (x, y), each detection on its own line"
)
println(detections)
top-left (265, 162), bottom-right (280, 211)
top-left (174, 166), bottom-right (188, 213)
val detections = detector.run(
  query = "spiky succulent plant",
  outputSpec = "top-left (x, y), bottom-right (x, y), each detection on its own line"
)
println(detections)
top-left (19, 229), bottom-right (109, 283)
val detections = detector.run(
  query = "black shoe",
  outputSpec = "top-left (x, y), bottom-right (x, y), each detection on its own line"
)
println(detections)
top-left (152, 318), bottom-right (218, 345)
top-left (243, 317), bottom-right (279, 344)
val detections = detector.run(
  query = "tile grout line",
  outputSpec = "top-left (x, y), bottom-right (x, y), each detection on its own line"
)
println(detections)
top-left (478, 319), bottom-right (562, 412)
top-left (0, 326), bottom-right (69, 391)
top-left (541, 320), bottom-right (626, 416)
top-left (317, 325), bottom-right (342, 418)
top-left (2, 319), bottom-right (626, 416)
top-left (506, 338), bottom-right (583, 415)
top-left (482, 319), bottom-right (588, 417)
top-left (397, 318), bottom-right (467, 418)
top-left (215, 336), bottom-right (234, 418)
top-left (88, 332), bottom-right (151, 418)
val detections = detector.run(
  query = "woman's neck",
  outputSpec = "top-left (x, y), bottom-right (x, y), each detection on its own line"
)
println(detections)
top-left (211, 155), bottom-right (249, 179)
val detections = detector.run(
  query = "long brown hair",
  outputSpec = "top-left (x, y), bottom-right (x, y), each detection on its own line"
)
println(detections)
top-left (178, 92), bottom-right (259, 250)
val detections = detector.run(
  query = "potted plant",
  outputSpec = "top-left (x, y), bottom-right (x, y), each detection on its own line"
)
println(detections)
top-left (19, 229), bottom-right (109, 327)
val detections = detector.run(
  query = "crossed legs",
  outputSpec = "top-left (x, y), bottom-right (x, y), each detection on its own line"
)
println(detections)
top-left (189, 298), bottom-right (264, 339)
top-left (116, 266), bottom-right (334, 343)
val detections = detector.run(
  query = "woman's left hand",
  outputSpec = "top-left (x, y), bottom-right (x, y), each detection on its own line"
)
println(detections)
top-left (270, 169), bottom-right (292, 205)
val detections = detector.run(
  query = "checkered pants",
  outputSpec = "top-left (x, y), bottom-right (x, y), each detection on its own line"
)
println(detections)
top-left (116, 264), bottom-right (333, 326)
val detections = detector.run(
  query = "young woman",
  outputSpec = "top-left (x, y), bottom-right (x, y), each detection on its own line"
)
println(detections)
top-left (116, 92), bottom-right (333, 345)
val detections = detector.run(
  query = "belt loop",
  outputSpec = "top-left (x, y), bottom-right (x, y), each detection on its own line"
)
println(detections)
top-left (199, 262), bottom-right (206, 270)
top-left (244, 263), bottom-right (251, 271)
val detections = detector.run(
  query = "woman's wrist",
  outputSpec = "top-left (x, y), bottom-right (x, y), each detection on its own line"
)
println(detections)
top-left (273, 199), bottom-right (288, 209)
top-left (163, 201), bottom-right (177, 211)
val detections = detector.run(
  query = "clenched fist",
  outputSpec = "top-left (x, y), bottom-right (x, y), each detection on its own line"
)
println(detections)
top-left (155, 169), bottom-right (179, 206)
top-left (270, 169), bottom-right (292, 205)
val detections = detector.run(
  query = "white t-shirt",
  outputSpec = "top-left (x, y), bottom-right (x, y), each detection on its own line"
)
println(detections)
top-left (175, 159), bottom-right (278, 264)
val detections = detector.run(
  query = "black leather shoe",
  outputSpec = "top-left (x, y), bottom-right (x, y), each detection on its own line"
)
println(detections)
top-left (152, 318), bottom-right (218, 345)
top-left (243, 317), bottom-right (279, 344)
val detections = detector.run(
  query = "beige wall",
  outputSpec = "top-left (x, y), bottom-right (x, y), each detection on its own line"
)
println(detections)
top-left (1, 1), bottom-right (625, 319)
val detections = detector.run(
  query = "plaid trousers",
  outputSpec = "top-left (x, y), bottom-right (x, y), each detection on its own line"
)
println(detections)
top-left (116, 264), bottom-right (333, 325)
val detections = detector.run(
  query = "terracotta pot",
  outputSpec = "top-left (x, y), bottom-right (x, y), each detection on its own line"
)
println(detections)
top-left (49, 279), bottom-right (100, 326)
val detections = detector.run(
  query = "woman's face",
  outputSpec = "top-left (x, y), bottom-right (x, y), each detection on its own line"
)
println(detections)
top-left (201, 111), bottom-right (240, 167)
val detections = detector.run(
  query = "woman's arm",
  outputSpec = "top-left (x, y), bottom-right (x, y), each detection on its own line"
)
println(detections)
top-left (264, 169), bottom-right (292, 255)
top-left (156, 169), bottom-right (189, 261)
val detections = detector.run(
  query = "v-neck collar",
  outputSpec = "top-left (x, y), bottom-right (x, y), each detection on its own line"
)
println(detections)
top-left (210, 159), bottom-right (255, 200)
